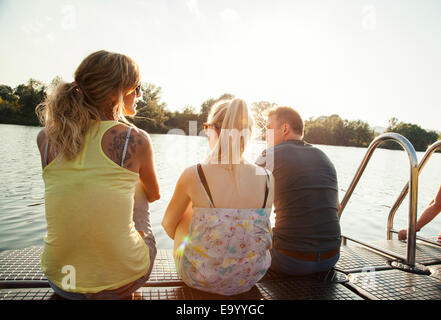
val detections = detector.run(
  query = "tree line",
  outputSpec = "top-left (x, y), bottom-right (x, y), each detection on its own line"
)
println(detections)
top-left (0, 78), bottom-right (439, 151)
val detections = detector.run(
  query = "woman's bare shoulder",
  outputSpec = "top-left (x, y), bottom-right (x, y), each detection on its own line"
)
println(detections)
top-left (243, 161), bottom-right (270, 175)
top-left (180, 165), bottom-right (198, 184)
top-left (36, 128), bottom-right (47, 150)
top-left (126, 126), bottom-right (152, 150)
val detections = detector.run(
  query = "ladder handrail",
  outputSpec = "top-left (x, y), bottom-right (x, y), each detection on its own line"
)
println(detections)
top-left (338, 132), bottom-right (419, 266)
top-left (386, 140), bottom-right (441, 240)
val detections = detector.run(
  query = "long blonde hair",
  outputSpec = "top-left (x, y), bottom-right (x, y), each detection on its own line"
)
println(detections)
top-left (205, 98), bottom-right (254, 189)
top-left (36, 50), bottom-right (140, 161)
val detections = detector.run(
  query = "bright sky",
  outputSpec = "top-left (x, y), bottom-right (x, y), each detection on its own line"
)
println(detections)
top-left (1, 0), bottom-right (440, 131)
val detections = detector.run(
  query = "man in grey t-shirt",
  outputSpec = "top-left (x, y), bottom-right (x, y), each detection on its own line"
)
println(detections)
top-left (256, 106), bottom-right (341, 276)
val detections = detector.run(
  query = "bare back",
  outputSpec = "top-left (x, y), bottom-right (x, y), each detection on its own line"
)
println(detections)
top-left (187, 162), bottom-right (274, 209)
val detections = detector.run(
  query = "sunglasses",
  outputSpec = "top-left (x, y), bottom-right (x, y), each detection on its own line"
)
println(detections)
top-left (203, 123), bottom-right (219, 132)
top-left (134, 84), bottom-right (142, 96)
top-left (128, 84), bottom-right (142, 96)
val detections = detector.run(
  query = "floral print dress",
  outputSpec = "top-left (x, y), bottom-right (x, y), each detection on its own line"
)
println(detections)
top-left (174, 164), bottom-right (272, 296)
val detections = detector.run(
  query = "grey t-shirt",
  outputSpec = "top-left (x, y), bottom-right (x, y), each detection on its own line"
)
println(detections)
top-left (256, 139), bottom-right (341, 253)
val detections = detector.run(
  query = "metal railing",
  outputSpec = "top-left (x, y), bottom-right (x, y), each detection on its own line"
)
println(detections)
top-left (338, 133), bottom-right (419, 266)
top-left (386, 140), bottom-right (441, 245)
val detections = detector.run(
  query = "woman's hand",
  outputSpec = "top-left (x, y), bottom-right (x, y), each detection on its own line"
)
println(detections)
top-left (398, 229), bottom-right (407, 241)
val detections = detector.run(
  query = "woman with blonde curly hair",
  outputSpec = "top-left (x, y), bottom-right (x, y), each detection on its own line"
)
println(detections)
top-left (162, 98), bottom-right (274, 296)
top-left (36, 50), bottom-right (160, 299)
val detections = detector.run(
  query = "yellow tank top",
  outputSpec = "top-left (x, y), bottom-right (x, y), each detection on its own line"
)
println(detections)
top-left (41, 120), bottom-right (150, 293)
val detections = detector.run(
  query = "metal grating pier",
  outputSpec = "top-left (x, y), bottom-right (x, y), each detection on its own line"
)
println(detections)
top-left (335, 245), bottom-right (392, 274)
top-left (348, 269), bottom-right (441, 300)
top-left (1, 244), bottom-right (441, 300)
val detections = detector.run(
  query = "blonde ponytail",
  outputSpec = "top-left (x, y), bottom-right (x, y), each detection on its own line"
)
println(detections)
top-left (205, 98), bottom-right (254, 189)
top-left (36, 50), bottom-right (140, 161)
top-left (36, 81), bottom-right (99, 161)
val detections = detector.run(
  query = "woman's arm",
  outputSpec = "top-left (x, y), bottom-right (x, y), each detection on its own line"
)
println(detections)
top-left (416, 199), bottom-right (441, 229)
top-left (162, 168), bottom-right (193, 240)
top-left (398, 184), bottom-right (441, 240)
top-left (135, 129), bottom-right (160, 202)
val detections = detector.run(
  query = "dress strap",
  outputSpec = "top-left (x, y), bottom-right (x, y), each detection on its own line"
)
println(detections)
top-left (262, 168), bottom-right (270, 208)
top-left (196, 164), bottom-right (215, 208)
top-left (120, 127), bottom-right (133, 167)
top-left (44, 140), bottom-right (49, 167)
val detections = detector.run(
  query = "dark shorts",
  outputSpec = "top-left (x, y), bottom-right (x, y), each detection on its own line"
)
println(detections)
top-left (270, 247), bottom-right (339, 276)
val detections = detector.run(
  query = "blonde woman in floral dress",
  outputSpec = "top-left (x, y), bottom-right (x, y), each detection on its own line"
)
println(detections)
top-left (162, 98), bottom-right (274, 296)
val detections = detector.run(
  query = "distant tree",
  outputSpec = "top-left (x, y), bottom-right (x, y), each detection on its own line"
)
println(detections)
top-left (198, 98), bottom-right (216, 130)
top-left (388, 117), bottom-right (399, 130)
top-left (304, 115), bottom-right (374, 147)
top-left (0, 78), bottom-right (437, 154)
top-left (0, 85), bottom-right (16, 104)
top-left (164, 106), bottom-right (199, 135)
top-left (0, 85), bottom-right (21, 124)
top-left (183, 105), bottom-right (197, 115)
top-left (129, 83), bottom-right (169, 133)
top-left (0, 79), bottom-right (45, 125)
top-left (50, 76), bottom-right (64, 88)
top-left (384, 118), bottom-right (438, 151)
top-left (326, 114), bottom-right (345, 145)
top-left (15, 79), bottom-right (46, 124)
top-left (251, 101), bottom-right (276, 139)
top-left (304, 117), bottom-right (328, 144)
top-left (344, 119), bottom-right (375, 147)
top-left (197, 93), bottom-right (235, 132)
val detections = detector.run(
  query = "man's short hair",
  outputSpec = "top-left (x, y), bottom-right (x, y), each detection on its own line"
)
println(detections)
top-left (265, 106), bottom-right (304, 136)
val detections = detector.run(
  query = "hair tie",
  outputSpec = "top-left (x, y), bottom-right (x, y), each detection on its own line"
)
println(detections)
top-left (71, 81), bottom-right (80, 92)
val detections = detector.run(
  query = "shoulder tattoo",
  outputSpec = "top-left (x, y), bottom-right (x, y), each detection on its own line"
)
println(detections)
top-left (107, 129), bottom-right (142, 168)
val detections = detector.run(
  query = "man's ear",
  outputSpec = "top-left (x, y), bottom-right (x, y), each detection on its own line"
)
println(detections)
top-left (282, 123), bottom-right (289, 135)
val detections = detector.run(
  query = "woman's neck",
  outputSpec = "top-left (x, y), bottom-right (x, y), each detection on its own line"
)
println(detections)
top-left (98, 109), bottom-right (115, 121)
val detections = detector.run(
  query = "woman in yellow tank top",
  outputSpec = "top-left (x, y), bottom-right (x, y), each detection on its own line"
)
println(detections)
top-left (35, 50), bottom-right (160, 299)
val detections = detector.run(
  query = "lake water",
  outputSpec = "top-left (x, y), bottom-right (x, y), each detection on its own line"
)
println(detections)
top-left (1, 123), bottom-right (441, 252)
